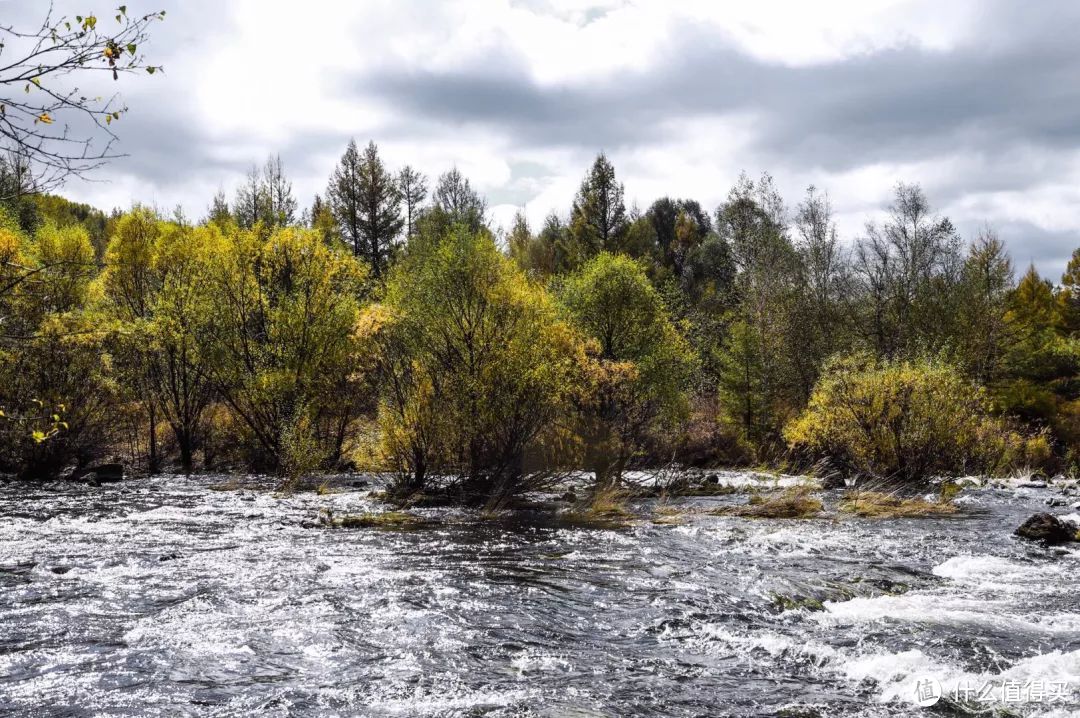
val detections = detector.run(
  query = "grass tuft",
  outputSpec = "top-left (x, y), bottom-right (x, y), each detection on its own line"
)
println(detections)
top-left (712, 486), bottom-right (823, 519)
top-left (839, 490), bottom-right (957, 518)
top-left (331, 510), bottom-right (430, 529)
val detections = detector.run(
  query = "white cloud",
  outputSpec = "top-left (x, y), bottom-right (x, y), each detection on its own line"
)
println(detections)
top-left (18, 0), bottom-right (1076, 277)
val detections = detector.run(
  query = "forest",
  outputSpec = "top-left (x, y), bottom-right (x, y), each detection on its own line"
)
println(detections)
top-left (1, 144), bottom-right (1078, 507)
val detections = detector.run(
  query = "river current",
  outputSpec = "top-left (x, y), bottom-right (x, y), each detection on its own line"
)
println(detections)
top-left (1, 475), bottom-right (1078, 717)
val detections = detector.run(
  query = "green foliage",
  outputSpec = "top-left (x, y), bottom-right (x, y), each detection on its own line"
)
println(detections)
top-left (0, 213), bottom-right (114, 475)
top-left (97, 210), bottom-right (218, 472)
top-left (202, 225), bottom-right (369, 471)
top-left (785, 354), bottom-right (1040, 482)
top-left (569, 153), bottom-right (629, 258)
top-left (559, 252), bottom-right (694, 484)
top-left (363, 225), bottom-right (584, 505)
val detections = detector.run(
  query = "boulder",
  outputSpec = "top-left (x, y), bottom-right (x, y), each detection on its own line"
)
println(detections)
top-left (704, 474), bottom-right (720, 485)
top-left (85, 463), bottom-right (124, 483)
top-left (1014, 513), bottom-right (1079, 545)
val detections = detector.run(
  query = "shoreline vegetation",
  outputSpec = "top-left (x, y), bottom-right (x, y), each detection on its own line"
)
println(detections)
top-left (2, 149), bottom-right (1080, 524)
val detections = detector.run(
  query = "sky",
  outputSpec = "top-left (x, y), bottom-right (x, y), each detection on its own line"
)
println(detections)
top-left (5, 0), bottom-right (1080, 277)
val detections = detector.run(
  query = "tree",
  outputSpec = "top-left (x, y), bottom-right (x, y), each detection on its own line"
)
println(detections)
top-left (432, 166), bottom-right (486, 232)
top-left (0, 6), bottom-right (165, 192)
top-left (397, 165), bottom-right (427, 240)
top-left (559, 252), bottom-right (694, 485)
top-left (308, 193), bottom-right (339, 246)
top-left (98, 209), bottom-right (217, 473)
top-left (569, 153), bottom-right (628, 256)
top-left (261, 154), bottom-right (297, 228)
top-left (360, 225), bottom-right (584, 506)
top-left (233, 165), bottom-right (262, 230)
top-left (853, 183), bottom-right (963, 358)
top-left (201, 225), bottom-right (368, 471)
top-left (647, 197), bottom-right (710, 275)
top-left (788, 185), bottom-right (852, 399)
top-left (956, 229), bottom-right (1014, 385)
top-left (1058, 247), bottom-right (1080, 334)
top-left (714, 173), bottom-right (802, 451)
top-left (354, 141), bottom-right (402, 279)
top-left (206, 188), bottom-right (231, 229)
top-left (327, 139), bottom-right (363, 256)
top-left (0, 218), bottom-right (113, 477)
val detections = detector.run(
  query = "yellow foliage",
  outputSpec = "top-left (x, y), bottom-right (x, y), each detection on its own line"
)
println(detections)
top-left (785, 353), bottom-right (1035, 481)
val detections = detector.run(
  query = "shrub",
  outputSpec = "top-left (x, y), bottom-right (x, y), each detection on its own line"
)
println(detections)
top-left (361, 225), bottom-right (586, 506)
top-left (785, 353), bottom-right (1031, 482)
top-left (558, 252), bottom-right (695, 485)
top-left (201, 226), bottom-right (369, 472)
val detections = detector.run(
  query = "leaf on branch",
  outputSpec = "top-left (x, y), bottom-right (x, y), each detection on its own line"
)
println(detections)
top-left (37, 113), bottom-right (54, 124)
top-left (32, 430), bottom-right (46, 443)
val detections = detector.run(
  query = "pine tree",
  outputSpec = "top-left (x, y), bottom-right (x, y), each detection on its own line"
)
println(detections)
top-left (327, 139), bottom-right (364, 257)
top-left (397, 165), bottom-right (428, 240)
top-left (355, 141), bottom-right (403, 279)
top-left (569, 153), bottom-right (628, 256)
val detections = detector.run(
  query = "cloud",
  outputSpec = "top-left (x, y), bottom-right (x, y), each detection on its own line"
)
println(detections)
top-left (7, 0), bottom-right (1076, 276)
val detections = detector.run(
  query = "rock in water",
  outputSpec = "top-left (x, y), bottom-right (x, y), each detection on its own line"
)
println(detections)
top-left (1014, 513), bottom-right (1078, 545)
top-left (86, 463), bottom-right (124, 483)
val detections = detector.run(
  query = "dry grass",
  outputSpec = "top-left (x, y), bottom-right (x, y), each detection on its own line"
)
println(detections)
top-left (561, 483), bottom-right (638, 528)
top-left (332, 511), bottom-right (431, 529)
top-left (839, 490), bottom-right (957, 518)
top-left (712, 486), bottom-right (823, 519)
top-left (651, 505), bottom-right (693, 525)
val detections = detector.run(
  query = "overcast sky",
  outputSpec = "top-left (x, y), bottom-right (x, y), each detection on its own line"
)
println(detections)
top-left (6, 0), bottom-right (1080, 277)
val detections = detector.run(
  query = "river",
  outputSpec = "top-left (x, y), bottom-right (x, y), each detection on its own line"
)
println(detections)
top-left (1, 475), bottom-right (1077, 717)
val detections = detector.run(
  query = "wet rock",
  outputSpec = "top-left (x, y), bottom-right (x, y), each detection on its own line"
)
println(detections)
top-left (560, 490), bottom-right (577, 504)
top-left (49, 566), bottom-right (72, 575)
top-left (300, 520), bottom-right (318, 529)
top-left (1018, 481), bottom-right (1048, 489)
top-left (704, 474), bottom-right (720, 485)
top-left (158, 553), bottom-right (181, 562)
top-left (1014, 513), bottom-right (1078, 545)
top-left (78, 463), bottom-right (124, 484)
top-left (351, 480), bottom-right (369, 488)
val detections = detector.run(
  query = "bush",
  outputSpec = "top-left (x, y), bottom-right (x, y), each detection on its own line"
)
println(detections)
top-left (361, 225), bottom-right (585, 506)
top-left (785, 353), bottom-right (1033, 482)
top-left (558, 252), bottom-right (695, 485)
top-left (201, 226), bottom-right (368, 471)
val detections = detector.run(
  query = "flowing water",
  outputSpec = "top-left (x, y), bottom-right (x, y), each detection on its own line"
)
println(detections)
top-left (1, 475), bottom-right (1078, 717)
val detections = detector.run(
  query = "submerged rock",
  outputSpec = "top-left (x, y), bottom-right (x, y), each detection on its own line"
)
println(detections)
top-left (1014, 513), bottom-right (1078, 545)
top-left (80, 463), bottom-right (125, 484)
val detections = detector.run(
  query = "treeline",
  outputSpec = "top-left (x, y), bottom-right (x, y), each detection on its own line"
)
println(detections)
top-left (1, 142), bottom-right (1078, 503)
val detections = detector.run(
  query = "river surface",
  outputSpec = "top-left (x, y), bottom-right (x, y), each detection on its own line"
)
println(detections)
top-left (1, 474), bottom-right (1078, 717)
